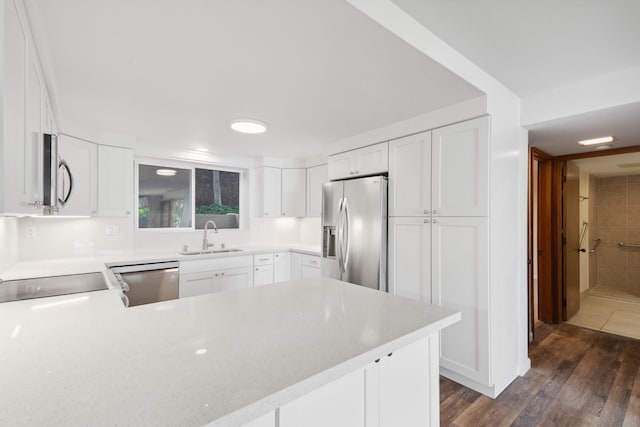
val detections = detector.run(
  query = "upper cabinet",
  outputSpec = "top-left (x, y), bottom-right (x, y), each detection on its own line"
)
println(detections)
top-left (57, 135), bottom-right (98, 216)
top-left (281, 168), bottom-right (306, 217)
top-left (306, 164), bottom-right (327, 217)
top-left (1, 0), bottom-right (56, 215)
top-left (389, 132), bottom-right (432, 217)
top-left (389, 117), bottom-right (489, 217)
top-left (254, 167), bottom-right (306, 217)
top-left (328, 141), bottom-right (389, 180)
top-left (431, 117), bottom-right (489, 217)
top-left (98, 145), bottom-right (133, 217)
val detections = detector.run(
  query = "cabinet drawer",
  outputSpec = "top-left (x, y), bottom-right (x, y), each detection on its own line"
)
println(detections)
top-left (301, 254), bottom-right (320, 268)
top-left (180, 255), bottom-right (253, 274)
top-left (254, 253), bottom-right (274, 265)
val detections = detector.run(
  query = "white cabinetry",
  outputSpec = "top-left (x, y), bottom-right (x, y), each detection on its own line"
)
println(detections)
top-left (254, 167), bottom-right (306, 217)
top-left (57, 135), bottom-right (98, 216)
top-left (389, 132), bottom-right (431, 217)
top-left (291, 252), bottom-right (303, 280)
top-left (306, 164), bottom-right (328, 217)
top-left (1, 0), bottom-right (56, 214)
top-left (242, 411), bottom-right (276, 427)
top-left (388, 217), bottom-right (431, 302)
top-left (179, 256), bottom-right (253, 298)
top-left (431, 117), bottom-right (489, 217)
top-left (98, 145), bottom-right (133, 217)
top-left (300, 254), bottom-right (320, 278)
top-left (388, 116), bottom-right (494, 395)
top-left (253, 254), bottom-right (274, 287)
top-left (432, 217), bottom-right (489, 385)
top-left (280, 336), bottom-right (437, 427)
top-left (281, 168), bottom-right (306, 217)
top-left (328, 142), bottom-right (388, 180)
top-left (274, 252), bottom-right (291, 283)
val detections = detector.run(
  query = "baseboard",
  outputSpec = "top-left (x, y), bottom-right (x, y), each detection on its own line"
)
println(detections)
top-left (440, 367), bottom-right (497, 398)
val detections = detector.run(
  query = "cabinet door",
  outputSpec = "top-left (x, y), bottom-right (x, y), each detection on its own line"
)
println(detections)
top-left (242, 411), bottom-right (276, 427)
top-left (432, 116), bottom-right (489, 217)
top-left (388, 218), bottom-right (430, 302)
top-left (306, 164), bottom-right (328, 217)
top-left (274, 252), bottom-right (292, 283)
top-left (216, 267), bottom-right (253, 292)
top-left (281, 168), bottom-right (306, 217)
top-left (179, 272), bottom-right (216, 298)
top-left (327, 152), bottom-right (355, 180)
top-left (356, 142), bottom-right (389, 177)
top-left (254, 265), bottom-right (274, 287)
top-left (291, 252), bottom-right (303, 280)
top-left (280, 369), bottom-right (365, 427)
top-left (389, 133), bottom-right (431, 217)
top-left (262, 167), bottom-right (281, 217)
top-left (57, 135), bottom-right (98, 216)
top-left (98, 145), bottom-right (133, 216)
top-left (301, 265), bottom-right (320, 278)
top-left (379, 337), bottom-right (436, 427)
top-left (432, 217), bottom-right (489, 386)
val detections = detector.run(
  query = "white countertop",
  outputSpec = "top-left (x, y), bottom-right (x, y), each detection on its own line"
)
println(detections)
top-left (0, 244), bottom-right (321, 281)
top-left (0, 278), bottom-right (459, 426)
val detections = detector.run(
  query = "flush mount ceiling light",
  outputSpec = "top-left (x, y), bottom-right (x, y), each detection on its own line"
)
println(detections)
top-left (230, 118), bottom-right (268, 134)
top-left (577, 136), bottom-right (615, 146)
top-left (156, 168), bottom-right (177, 176)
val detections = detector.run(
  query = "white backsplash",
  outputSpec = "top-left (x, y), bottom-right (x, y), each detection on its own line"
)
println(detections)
top-left (0, 217), bottom-right (19, 271)
top-left (300, 217), bottom-right (321, 245)
top-left (15, 216), bottom-right (307, 262)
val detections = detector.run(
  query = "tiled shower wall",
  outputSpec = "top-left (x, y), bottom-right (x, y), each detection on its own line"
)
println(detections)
top-left (589, 175), bottom-right (598, 289)
top-left (595, 175), bottom-right (640, 291)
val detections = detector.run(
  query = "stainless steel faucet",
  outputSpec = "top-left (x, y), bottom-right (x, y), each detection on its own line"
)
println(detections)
top-left (202, 220), bottom-right (219, 250)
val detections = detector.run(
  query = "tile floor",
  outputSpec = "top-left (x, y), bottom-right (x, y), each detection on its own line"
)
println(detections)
top-left (566, 291), bottom-right (640, 340)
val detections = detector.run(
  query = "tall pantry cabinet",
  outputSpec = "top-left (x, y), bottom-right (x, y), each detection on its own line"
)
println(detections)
top-left (388, 116), bottom-right (493, 392)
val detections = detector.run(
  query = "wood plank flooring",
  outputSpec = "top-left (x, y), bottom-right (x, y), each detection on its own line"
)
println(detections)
top-left (441, 323), bottom-right (640, 427)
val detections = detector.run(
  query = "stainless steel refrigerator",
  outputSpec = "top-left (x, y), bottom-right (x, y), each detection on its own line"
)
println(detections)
top-left (321, 176), bottom-right (387, 291)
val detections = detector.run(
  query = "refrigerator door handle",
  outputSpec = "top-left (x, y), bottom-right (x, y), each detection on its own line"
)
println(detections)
top-left (343, 198), bottom-right (350, 272)
top-left (336, 197), bottom-right (344, 270)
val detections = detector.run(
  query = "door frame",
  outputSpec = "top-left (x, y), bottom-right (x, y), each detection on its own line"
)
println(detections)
top-left (538, 145), bottom-right (640, 324)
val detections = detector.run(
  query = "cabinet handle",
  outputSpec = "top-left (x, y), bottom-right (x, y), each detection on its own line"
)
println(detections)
top-left (374, 359), bottom-right (380, 363)
top-left (354, 170), bottom-right (359, 174)
top-left (265, 212), bottom-right (268, 215)
top-left (256, 268), bottom-right (259, 271)
top-left (424, 219), bottom-right (428, 224)
top-left (215, 273), bottom-right (219, 277)
top-left (275, 254), bottom-right (279, 257)
top-left (282, 213), bottom-right (286, 216)
top-left (432, 210), bottom-right (438, 215)
top-left (423, 209), bottom-right (428, 214)
top-left (221, 272), bottom-right (225, 276)
top-left (387, 352), bottom-right (393, 357)
top-left (125, 211), bottom-right (130, 215)
top-left (432, 219), bottom-right (438, 224)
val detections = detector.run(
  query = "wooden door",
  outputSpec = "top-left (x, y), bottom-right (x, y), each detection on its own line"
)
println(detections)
top-left (564, 161), bottom-right (581, 320)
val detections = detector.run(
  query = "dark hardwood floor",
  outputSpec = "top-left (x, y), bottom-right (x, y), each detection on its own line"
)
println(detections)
top-left (440, 323), bottom-right (640, 427)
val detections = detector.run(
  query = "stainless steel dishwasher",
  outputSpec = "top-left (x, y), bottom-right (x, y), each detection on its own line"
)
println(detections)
top-left (110, 261), bottom-right (179, 307)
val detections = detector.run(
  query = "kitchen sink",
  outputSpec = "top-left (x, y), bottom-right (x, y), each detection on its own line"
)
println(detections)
top-left (179, 248), bottom-right (243, 255)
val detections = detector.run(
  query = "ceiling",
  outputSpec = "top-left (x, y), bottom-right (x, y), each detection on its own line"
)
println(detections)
top-left (392, 0), bottom-right (640, 97)
top-left (527, 102), bottom-right (640, 156)
top-left (25, 0), bottom-right (483, 160)
top-left (574, 152), bottom-right (640, 178)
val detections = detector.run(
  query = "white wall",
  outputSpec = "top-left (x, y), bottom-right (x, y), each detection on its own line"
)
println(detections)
top-left (0, 217), bottom-right (19, 272)
top-left (15, 216), bottom-right (304, 262)
top-left (579, 169), bottom-right (590, 294)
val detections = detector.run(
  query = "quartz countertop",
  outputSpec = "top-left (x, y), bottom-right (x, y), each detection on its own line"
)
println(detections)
top-left (0, 277), bottom-right (459, 426)
top-left (0, 244), bottom-right (321, 281)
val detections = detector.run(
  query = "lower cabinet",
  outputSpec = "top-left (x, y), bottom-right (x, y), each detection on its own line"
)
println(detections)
top-left (179, 256), bottom-right (254, 298)
top-left (274, 252), bottom-right (291, 283)
top-left (300, 254), bottom-right (321, 278)
top-left (254, 265), bottom-right (274, 287)
top-left (273, 336), bottom-right (436, 427)
top-left (389, 216), bottom-right (490, 391)
top-left (179, 267), bottom-right (253, 298)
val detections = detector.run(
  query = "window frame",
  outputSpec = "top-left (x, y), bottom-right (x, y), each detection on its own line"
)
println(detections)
top-left (134, 157), bottom-right (247, 232)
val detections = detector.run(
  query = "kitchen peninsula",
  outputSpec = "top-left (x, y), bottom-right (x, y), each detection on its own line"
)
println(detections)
top-left (0, 277), bottom-right (459, 427)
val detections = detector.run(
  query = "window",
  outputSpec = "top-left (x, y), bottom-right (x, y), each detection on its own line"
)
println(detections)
top-left (195, 168), bottom-right (240, 229)
top-left (138, 164), bottom-right (192, 229)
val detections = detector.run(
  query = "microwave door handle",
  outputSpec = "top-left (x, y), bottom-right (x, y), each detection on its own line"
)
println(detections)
top-left (342, 198), bottom-right (350, 272)
top-left (58, 159), bottom-right (74, 206)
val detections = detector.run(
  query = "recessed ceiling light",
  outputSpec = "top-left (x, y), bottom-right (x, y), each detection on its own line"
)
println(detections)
top-left (196, 147), bottom-right (209, 152)
top-left (156, 169), bottom-right (177, 176)
top-left (577, 136), bottom-right (614, 146)
top-left (230, 118), bottom-right (268, 134)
